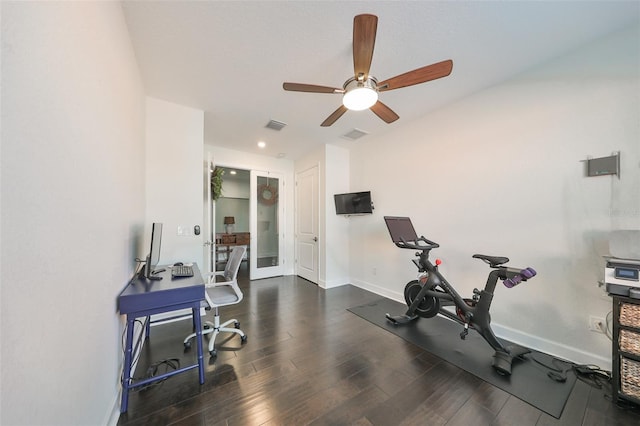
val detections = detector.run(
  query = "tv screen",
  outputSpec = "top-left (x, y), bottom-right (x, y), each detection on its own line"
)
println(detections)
top-left (144, 223), bottom-right (163, 280)
top-left (334, 191), bottom-right (373, 215)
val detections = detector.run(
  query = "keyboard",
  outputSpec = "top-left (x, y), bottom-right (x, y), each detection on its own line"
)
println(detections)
top-left (171, 264), bottom-right (194, 278)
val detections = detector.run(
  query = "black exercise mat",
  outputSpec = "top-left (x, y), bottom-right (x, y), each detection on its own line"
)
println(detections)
top-left (348, 298), bottom-right (577, 419)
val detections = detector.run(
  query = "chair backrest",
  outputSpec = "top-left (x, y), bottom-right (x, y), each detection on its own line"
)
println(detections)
top-left (204, 245), bottom-right (246, 308)
top-left (221, 245), bottom-right (246, 282)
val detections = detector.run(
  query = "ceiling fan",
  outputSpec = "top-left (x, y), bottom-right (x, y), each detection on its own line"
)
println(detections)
top-left (283, 14), bottom-right (453, 127)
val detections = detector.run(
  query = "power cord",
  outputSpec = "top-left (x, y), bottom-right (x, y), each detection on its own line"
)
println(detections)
top-left (604, 310), bottom-right (613, 341)
top-left (120, 319), bottom-right (145, 384)
top-left (130, 259), bottom-right (146, 283)
top-left (119, 319), bottom-right (181, 392)
top-left (530, 354), bottom-right (575, 383)
top-left (531, 354), bottom-right (640, 414)
top-left (572, 364), bottom-right (612, 389)
top-left (136, 358), bottom-right (181, 392)
top-left (530, 354), bottom-right (613, 386)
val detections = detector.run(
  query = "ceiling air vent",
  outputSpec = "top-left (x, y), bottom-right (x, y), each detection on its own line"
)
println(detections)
top-left (341, 128), bottom-right (368, 141)
top-left (265, 119), bottom-right (287, 131)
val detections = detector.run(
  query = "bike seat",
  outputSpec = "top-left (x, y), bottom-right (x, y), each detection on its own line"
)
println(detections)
top-left (473, 254), bottom-right (509, 267)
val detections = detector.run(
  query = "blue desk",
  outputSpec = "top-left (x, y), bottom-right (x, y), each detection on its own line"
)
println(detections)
top-left (118, 264), bottom-right (205, 413)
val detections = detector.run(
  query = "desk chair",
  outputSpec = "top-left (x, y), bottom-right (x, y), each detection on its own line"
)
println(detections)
top-left (184, 246), bottom-right (247, 358)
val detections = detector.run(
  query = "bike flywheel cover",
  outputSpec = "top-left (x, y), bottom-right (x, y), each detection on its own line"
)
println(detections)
top-left (404, 280), bottom-right (440, 318)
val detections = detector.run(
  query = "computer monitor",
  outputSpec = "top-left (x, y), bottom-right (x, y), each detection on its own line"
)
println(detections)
top-left (143, 222), bottom-right (163, 280)
top-left (384, 216), bottom-right (418, 243)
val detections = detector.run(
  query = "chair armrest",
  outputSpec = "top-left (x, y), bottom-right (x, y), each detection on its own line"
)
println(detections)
top-left (203, 271), bottom-right (225, 278)
top-left (203, 271), bottom-right (226, 284)
top-left (206, 280), bottom-right (234, 289)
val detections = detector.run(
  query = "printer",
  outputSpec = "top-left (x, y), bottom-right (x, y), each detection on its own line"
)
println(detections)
top-left (605, 257), bottom-right (640, 298)
top-left (605, 230), bottom-right (640, 298)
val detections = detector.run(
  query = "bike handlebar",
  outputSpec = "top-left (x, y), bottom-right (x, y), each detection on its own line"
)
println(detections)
top-left (395, 236), bottom-right (440, 251)
top-left (393, 235), bottom-right (537, 289)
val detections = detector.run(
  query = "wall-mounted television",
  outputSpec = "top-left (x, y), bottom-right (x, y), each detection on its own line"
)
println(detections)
top-left (334, 191), bottom-right (374, 215)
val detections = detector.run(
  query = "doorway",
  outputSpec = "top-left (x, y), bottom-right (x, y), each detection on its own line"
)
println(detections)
top-left (213, 167), bottom-right (250, 274)
top-left (208, 165), bottom-right (285, 280)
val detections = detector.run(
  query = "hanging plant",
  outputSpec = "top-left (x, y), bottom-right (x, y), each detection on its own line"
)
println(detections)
top-left (211, 167), bottom-right (224, 200)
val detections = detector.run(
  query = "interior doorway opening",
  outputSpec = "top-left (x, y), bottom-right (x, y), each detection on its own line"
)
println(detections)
top-left (210, 166), bottom-right (285, 280)
top-left (213, 167), bottom-right (250, 272)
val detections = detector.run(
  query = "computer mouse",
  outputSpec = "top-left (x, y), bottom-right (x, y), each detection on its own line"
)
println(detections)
top-left (173, 262), bottom-right (183, 266)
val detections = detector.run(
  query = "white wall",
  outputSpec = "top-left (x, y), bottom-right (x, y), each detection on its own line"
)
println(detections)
top-left (145, 97), bottom-right (204, 267)
top-left (219, 178), bottom-right (250, 199)
top-left (295, 144), bottom-right (351, 288)
top-left (324, 145), bottom-right (351, 288)
top-left (348, 25), bottom-right (640, 369)
top-left (215, 173), bottom-right (250, 232)
top-left (216, 198), bottom-right (250, 232)
top-left (206, 145), bottom-right (295, 275)
top-left (1, 2), bottom-right (145, 425)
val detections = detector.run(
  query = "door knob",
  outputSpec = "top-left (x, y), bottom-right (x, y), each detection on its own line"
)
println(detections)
top-left (313, 237), bottom-right (318, 242)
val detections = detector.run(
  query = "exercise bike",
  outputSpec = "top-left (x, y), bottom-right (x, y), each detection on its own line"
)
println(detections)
top-left (383, 216), bottom-right (537, 375)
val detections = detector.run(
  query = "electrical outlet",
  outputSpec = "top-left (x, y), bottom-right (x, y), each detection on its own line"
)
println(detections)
top-left (589, 316), bottom-right (606, 333)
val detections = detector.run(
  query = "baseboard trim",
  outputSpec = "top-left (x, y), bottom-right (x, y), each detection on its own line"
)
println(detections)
top-left (105, 391), bottom-right (121, 426)
top-left (492, 323), bottom-right (611, 371)
top-left (323, 278), bottom-right (350, 289)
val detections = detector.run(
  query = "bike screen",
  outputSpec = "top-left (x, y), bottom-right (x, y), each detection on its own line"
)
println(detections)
top-left (384, 216), bottom-right (419, 243)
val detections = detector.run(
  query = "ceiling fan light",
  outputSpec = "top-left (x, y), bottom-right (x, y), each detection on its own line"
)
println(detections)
top-left (342, 77), bottom-right (379, 111)
top-left (343, 87), bottom-right (378, 111)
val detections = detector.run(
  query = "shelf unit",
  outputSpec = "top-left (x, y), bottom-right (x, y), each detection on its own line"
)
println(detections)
top-left (612, 295), bottom-right (640, 405)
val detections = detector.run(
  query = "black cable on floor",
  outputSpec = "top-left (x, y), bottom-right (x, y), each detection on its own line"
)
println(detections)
top-left (572, 364), bottom-right (612, 390)
top-left (529, 354), bottom-right (576, 383)
top-left (135, 358), bottom-right (181, 392)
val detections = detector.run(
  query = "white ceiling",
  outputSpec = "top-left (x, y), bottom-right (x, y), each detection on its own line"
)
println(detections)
top-left (122, 1), bottom-right (639, 161)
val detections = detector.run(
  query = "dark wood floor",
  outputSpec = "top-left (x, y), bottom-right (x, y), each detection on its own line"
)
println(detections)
top-left (118, 265), bottom-right (640, 425)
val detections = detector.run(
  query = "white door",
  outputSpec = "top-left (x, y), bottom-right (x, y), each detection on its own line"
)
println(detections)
top-left (295, 165), bottom-right (319, 284)
top-left (250, 170), bottom-right (284, 279)
top-left (203, 155), bottom-right (215, 274)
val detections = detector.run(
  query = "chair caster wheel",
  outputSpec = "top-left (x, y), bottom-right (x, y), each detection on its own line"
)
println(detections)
top-left (209, 349), bottom-right (217, 358)
top-left (184, 341), bottom-right (191, 349)
top-left (241, 335), bottom-right (247, 343)
top-left (234, 321), bottom-right (240, 329)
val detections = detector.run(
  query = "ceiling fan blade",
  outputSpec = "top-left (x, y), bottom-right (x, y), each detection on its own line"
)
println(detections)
top-left (283, 82), bottom-right (343, 94)
top-left (321, 105), bottom-right (348, 127)
top-left (378, 59), bottom-right (453, 92)
top-left (370, 101), bottom-right (399, 124)
top-left (353, 14), bottom-right (378, 79)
